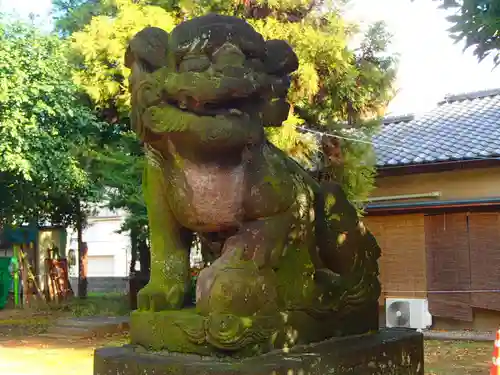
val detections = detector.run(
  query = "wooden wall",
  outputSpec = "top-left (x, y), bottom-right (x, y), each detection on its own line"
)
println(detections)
top-left (371, 166), bottom-right (500, 203)
top-left (363, 214), bottom-right (427, 304)
top-left (366, 210), bottom-right (500, 329)
top-left (424, 213), bottom-right (472, 321)
top-left (466, 213), bottom-right (500, 311)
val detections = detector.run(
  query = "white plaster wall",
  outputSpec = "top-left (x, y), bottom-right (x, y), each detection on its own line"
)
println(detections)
top-left (66, 207), bottom-right (131, 279)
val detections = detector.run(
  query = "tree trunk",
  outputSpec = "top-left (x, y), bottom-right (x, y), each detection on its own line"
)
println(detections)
top-left (130, 227), bottom-right (138, 275)
top-left (76, 201), bottom-right (88, 299)
top-left (138, 237), bottom-right (150, 281)
top-left (129, 229), bottom-right (150, 310)
top-left (128, 226), bottom-right (139, 309)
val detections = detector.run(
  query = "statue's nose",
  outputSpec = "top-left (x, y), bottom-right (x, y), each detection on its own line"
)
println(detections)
top-left (212, 42), bottom-right (246, 67)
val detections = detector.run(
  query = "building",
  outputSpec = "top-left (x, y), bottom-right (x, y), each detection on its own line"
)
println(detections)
top-left (365, 88), bottom-right (500, 330)
top-left (67, 207), bottom-right (132, 295)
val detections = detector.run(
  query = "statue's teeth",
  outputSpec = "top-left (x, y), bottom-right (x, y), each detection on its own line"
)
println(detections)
top-left (229, 108), bottom-right (243, 115)
top-left (179, 101), bottom-right (188, 109)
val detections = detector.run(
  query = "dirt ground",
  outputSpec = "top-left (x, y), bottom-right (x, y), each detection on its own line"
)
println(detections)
top-left (424, 340), bottom-right (492, 374)
top-left (0, 307), bottom-right (494, 375)
top-left (0, 338), bottom-right (492, 375)
top-left (0, 294), bottom-right (129, 336)
top-left (0, 302), bottom-right (127, 375)
top-left (0, 307), bottom-right (60, 337)
top-left (0, 334), bottom-right (129, 375)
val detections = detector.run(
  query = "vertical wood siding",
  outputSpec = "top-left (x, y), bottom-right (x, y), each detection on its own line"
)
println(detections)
top-left (468, 212), bottom-right (500, 311)
top-left (424, 213), bottom-right (472, 321)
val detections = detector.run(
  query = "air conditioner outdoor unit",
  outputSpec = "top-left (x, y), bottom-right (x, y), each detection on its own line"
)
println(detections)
top-left (385, 298), bottom-right (433, 330)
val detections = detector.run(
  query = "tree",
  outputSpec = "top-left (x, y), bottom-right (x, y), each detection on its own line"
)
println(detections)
top-left (0, 19), bottom-right (102, 228)
top-left (66, 1), bottom-right (179, 275)
top-left (89, 132), bottom-right (151, 274)
top-left (57, 0), bottom-right (397, 205)
top-left (433, 0), bottom-right (500, 64)
top-left (52, 0), bottom-right (115, 36)
top-left (0, 19), bottom-right (105, 297)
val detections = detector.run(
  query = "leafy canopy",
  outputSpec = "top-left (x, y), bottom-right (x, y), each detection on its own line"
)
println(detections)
top-left (65, 1), bottom-right (179, 234)
top-left (0, 19), bottom-right (102, 226)
top-left (71, 0), bottom-right (177, 116)
top-left (433, 0), bottom-right (500, 65)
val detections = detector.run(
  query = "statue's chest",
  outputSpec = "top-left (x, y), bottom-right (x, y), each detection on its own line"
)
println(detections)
top-left (169, 159), bottom-right (246, 231)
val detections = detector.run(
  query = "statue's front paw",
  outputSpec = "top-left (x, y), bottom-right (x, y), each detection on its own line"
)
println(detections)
top-left (137, 281), bottom-right (186, 311)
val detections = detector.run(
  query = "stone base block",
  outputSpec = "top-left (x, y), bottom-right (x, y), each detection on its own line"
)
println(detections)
top-left (94, 328), bottom-right (424, 375)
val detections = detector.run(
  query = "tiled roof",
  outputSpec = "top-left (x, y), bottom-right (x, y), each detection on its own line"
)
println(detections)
top-left (373, 89), bottom-right (500, 167)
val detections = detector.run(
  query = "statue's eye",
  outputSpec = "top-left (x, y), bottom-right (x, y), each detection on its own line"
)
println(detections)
top-left (179, 55), bottom-right (211, 73)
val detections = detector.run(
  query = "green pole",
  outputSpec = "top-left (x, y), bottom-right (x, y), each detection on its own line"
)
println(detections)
top-left (13, 246), bottom-right (19, 308)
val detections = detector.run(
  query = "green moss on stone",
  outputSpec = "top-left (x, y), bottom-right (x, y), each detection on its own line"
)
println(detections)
top-left (130, 309), bottom-right (213, 355)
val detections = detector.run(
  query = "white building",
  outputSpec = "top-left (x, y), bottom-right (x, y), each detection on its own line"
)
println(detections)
top-left (65, 203), bottom-right (205, 295)
top-left (67, 207), bottom-right (131, 280)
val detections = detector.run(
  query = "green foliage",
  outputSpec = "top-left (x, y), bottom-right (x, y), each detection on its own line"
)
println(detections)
top-left (266, 114), bottom-right (319, 168)
top-left (64, 1), bottom-right (178, 238)
top-left (331, 126), bottom-right (379, 206)
top-left (0, 19), bottom-right (102, 226)
top-left (90, 131), bottom-right (149, 237)
top-left (67, 294), bottom-right (130, 317)
top-left (70, 0), bottom-right (177, 116)
top-left (36, 292), bottom-right (131, 316)
top-left (52, 0), bottom-right (116, 36)
top-left (433, 0), bottom-right (500, 65)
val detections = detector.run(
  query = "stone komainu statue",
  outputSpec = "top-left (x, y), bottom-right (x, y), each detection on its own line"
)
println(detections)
top-left (125, 14), bottom-right (381, 356)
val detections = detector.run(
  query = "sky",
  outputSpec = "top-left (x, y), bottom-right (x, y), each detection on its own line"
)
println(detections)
top-left (345, 0), bottom-right (500, 115)
top-left (1, 0), bottom-right (500, 116)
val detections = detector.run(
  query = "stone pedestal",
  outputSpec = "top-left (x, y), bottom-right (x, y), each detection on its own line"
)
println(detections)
top-left (128, 305), bottom-right (380, 357)
top-left (94, 328), bottom-right (424, 375)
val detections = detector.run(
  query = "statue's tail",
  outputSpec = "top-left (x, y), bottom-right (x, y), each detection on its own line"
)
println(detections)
top-left (267, 142), bottom-right (381, 317)
top-left (314, 182), bottom-right (381, 315)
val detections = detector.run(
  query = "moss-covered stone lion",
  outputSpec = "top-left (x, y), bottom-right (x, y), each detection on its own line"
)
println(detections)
top-left (125, 14), bottom-right (381, 356)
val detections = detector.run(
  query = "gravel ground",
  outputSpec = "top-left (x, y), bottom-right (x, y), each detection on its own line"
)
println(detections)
top-left (423, 329), bottom-right (495, 342)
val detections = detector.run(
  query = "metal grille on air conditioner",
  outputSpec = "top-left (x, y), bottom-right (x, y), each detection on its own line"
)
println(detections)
top-left (385, 298), bottom-right (433, 330)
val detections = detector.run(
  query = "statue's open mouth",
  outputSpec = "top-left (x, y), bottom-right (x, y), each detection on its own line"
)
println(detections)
top-left (171, 96), bottom-right (251, 118)
top-left (139, 65), bottom-right (277, 121)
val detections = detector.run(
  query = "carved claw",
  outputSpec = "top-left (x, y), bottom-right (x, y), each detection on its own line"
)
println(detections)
top-left (137, 281), bottom-right (186, 311)
top-left (205, 313), bottom-right (278, 351)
